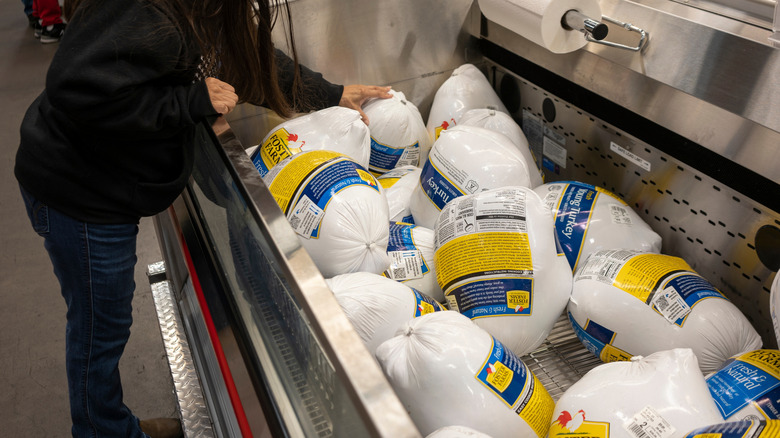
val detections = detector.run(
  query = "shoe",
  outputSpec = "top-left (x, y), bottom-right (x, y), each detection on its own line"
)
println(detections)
top-left (27, 14), bottom-right (37, 28)
top-left (33, 20), bottom-right (42, 39)
top-left (40, 23), bottom-right (65, 44)
top-left (139, 418), bottom-right (183, 438)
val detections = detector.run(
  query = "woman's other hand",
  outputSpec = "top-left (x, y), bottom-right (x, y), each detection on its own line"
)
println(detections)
top-left (206, 77), bottom-right (238, 115)
top-left (339, 85), bottom-right (392, 125)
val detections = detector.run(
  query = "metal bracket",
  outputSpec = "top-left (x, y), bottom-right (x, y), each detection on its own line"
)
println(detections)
top-left (586, 15), bottom-right (650, 52)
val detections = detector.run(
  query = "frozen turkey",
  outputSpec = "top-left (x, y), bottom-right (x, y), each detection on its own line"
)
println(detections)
top-left (426, 64), bottom-right (508, 141)
top-left (376, 165), bottom-right (421, 224)
top-left (410, 124), bottom-right (535, 229)
top-left (434, 187), bottom-right (572, 356)
top-left (458, 108), bottom-right (542, 188)
top-left (682, 420), bottom-right (780, 438)
top-left (549, 349), bottom-right (722, 438)
top-left (250, 106), bottom-right (370, 177)
top-left (383, 222), bottom-right (442, 303)
top-left (326, 272), bottom-right (444, 355)
top-left (426, 425), bottom-right (494, 438)
top-left (533, 181), bottom-right (662, 271)
top-left (263, 150), bottom-right (390, 278)
top-left (363, 89), bottom-right (433, 173)
top-left (568, 249), bottom-right (762, 372)
top-left (706, 349), bottom-right (780, 421)
top-left (376, 311), bottom-right (555, 437)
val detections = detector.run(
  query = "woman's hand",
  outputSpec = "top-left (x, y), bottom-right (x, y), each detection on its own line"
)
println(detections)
top-left (206, 77), bottom-right (238, 115)
top-left (339, 85), bottom-right (392, 125)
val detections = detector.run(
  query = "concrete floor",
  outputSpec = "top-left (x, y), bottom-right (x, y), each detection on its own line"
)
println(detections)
top-left (0, 1), bottom-right (178, 435)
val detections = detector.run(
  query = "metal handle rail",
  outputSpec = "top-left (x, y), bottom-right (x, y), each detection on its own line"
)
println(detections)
top-left (563, 10), bottom-right (650, 52)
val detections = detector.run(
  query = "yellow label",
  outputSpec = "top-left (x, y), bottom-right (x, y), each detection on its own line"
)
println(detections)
top-left (736, 350), bottom-right (780, 381)
top-left (267, 150), bottom-right (343, 213)
top-left (519, 374), bottom-right (555, 438)
top-left (600, 343), bottom-right (633, 363)
top-left (507, 290), bottom-right (530, 309)
top-left (595, 186), bottom-right (627, 205)
top-left (549, 413), bottom-right (610, 438)
top-left (435, 232), bottom-right (532, 291)
top-left (762, 421), bottom-right (780, 437)
top-left (434, 125), bottom-right (445, 140)
top-left (418, 301), bottom-right (436, 316)
top-left (260, 128), bottom-right (304, 171)
top-left (691, 434), bottom-right (721, 438)
top-left (486, 362), bottom-right (513, 393)
top-left (356, 169), bottom-right (378, 188)
top-left (378, 177), bottom-right (400, 189)
top-left (613, 253), bottom-right (692, 302)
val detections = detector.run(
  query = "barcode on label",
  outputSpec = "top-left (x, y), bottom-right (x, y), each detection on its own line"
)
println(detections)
top-left (628, 424), bottom-right (650, 438)
top-left (624, 406), bottom-right (676, 438)
top-left (289, 216), bottom-right (301, 230)
top-left (655, 294), bottom-right (670, 311)
top-left (391, 267), bottom-right (405, 279)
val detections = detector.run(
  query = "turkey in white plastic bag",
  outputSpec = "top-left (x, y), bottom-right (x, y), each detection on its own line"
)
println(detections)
top-left (377, 165), bottom-right (421, 224)
top-left (533, 181), bottom-right (662, 271)
top-left (250, 106), bottom-right (370, 177)
top-left (384, 222), bottom-right (443, 303)
top-left (568, 249), bottom-right (762, 372)
top-left (426, 64), bottom-right (508, 141)
top-left (326, 272), bottom-right (444, 355)
top-left (705, 349), bottom-right (780, 421)
top-left (458, 108), bottom-right (542, 188)
top-left (426, 425), bottom-right (494, 438)
top-left (363, 89), bottom-right (433, 173)
top-left (410, 124), bottom-right (535, 228)
top-left (682, 419), bottom-right (780, 438)
top-left (376, 311), bottom-right (555, 437)
top-left (434, 187), bottom-right (572, 356)
top-left (263, 150), bottom-right (390, 277)
top-left (549, 349), bottom-right (722, 438)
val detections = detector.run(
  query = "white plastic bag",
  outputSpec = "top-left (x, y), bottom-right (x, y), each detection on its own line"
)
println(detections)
top-left (549, 349), bottom-right (722, 438)
top-left (426, 425), bottom-right (494, 438)
top-left (363, 90), bottom-right (433, 173)
top-left (458, 108), bottom-right (542, 188)
top-left (434, 187), bottom-right (572, 356)
top-left (682, 420), bottom-right (780, 438)
top-left (326, 272), bottom-right (444, 355)
top-left (377, 165), bottom-right (422, 223)
top-left (706, 349), bottom-right (780, 421)
top-left (384, 222), bottom-right (443, 303)
top-left (250, 106), bottom-right (370, 177)
top-left (426, 64), bottom-right (508, 141)
top-left (533, 181), bottom-right (662, 271)
top-left (376, 311), bottom-right (555, 437)
top-left (568, 249), bottom-right (762, 372)
top-left (263, 150), bottom-right (390, 278)
top-left (410, 124), bottom-right (535, 229)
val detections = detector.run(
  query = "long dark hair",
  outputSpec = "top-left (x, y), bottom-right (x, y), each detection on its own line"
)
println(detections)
top-left (64, 0), bottom-right (304, 118)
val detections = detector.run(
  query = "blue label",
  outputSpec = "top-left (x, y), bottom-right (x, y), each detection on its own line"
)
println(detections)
top-left (369, 137), bottom-right (418, 173)
top-left (418, 158), bottom-right (464, 211)
top-left (387, 223), bottom-right (429, 275)
top-left (412, 288), bottom-right (445, 317)
top-left (568, 312), bottom-right (607, 358)
top-left (400, 214), bottom-right (415, 224)
top-left (250, 148), bottom-right (272, 177)
top-left (683, 420), bottom-right (767, 438)
top-left (553, 182), bottom-right (598, 270)
top-left (655, 273), bottom-right (726, 326)
top-left (476, 338), bottom-right (530, 407)
top-left (707, 359), bottom-right (780, 419)
top-left (297, 159), bottom-right (379, 238)
top-left (448, 278), bottom-right (533, 319)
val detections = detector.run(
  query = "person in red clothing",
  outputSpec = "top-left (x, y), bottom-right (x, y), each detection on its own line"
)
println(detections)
top-left (32, 0), bottom-right (65, 43)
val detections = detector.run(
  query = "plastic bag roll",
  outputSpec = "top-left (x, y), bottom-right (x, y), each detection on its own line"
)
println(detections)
top-left (477, 0), bottom-right (602, 54)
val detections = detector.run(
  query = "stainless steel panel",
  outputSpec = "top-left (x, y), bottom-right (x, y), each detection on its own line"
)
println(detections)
top-left (488, 62), bottom-right (780, 347)
top-left (470, 0), bottom-right (780, 185)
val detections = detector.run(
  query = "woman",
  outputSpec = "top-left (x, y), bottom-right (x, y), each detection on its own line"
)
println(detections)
top-left (15, 0), bottom-right (390, 436)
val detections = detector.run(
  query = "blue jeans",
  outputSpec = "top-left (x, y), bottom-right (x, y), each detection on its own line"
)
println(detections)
top-left (20, 185), bottom-right (149, 438)
top-left (22, 0), bottom-right (33, 17)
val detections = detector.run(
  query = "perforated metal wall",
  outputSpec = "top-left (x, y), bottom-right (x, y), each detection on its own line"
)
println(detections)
top-left (486, 61), bottom-right (780, 348)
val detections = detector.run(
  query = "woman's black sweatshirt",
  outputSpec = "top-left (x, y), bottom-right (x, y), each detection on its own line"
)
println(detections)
top-left (15, 0), bottom-right (343, 224)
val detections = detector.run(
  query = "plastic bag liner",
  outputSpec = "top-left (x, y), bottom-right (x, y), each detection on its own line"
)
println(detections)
top-left (363, 90), bottom-right (433, 174)
top-left (263, 150), bottom-right (390, 278)
top-left (326, 272), bottom-right (444, 355)
top-left (410, 124), bottom-right (535, 229)
top-left (433, 187), bottom-right (572, 356)
top-left (772, 273), bottom-right (780, 346)
top-left (568, 249), bottom-right (762, 373)
top-left (426, 64), bottom-right (508, 141)
top-left (705, 349), bottom-right (780, 421)
top-left (376, 311), bottom-right (555, 438)
top-left (459, 109), bottom-right (542, 188)
top-left (549, 349), bottom-right (722, 438)
top-left (426, 425), bottom-right (494, 438)
top-left (250, 106), bottom-right (370, 177)
top-left (533, 181), bottom-right (662, 271)
top-left (377, 165), bottom-right (421, 223)
top-left (383, 222), bottom-right (443, 303)
top-left (682, 420), bottom-right (780, 438)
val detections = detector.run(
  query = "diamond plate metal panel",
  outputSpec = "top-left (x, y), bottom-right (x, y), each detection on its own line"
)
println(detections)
top-left (151, 280), bottom-right (215, 438)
